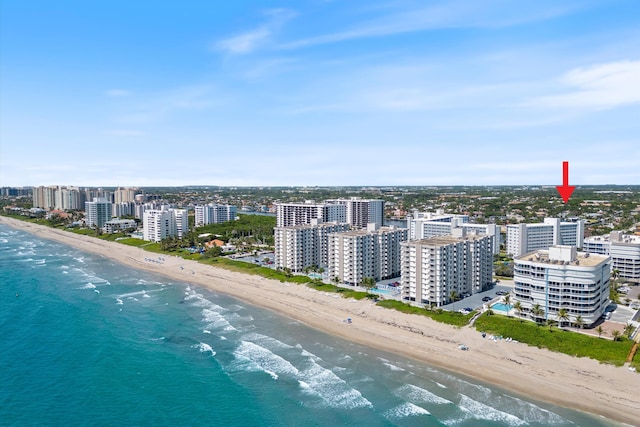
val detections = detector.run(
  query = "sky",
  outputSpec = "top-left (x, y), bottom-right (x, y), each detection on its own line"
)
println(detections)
top-left (1, 0), bottom-right (639, 187)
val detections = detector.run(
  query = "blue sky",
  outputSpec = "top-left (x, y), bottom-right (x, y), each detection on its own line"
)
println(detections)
top-left (1, 0), bottom-right (639, 187)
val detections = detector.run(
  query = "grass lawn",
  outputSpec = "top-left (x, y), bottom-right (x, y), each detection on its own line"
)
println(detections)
top-left (376, 300), bottom-right (475, 327)
top-left (475, 313), bottom-right (634, 366)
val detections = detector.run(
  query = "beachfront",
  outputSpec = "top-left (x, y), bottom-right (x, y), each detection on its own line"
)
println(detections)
top-left (2, 216), bottom-right (638, 425)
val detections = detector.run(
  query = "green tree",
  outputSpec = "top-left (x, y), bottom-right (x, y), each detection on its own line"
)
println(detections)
top-left (574, 315), bottom-right (585, 329)
top-left (361, 277), bottom-right (376, 292)
top-left (596, 325), bottom-right (604, 338)
top-left (611, 330), bottom-right (621, 341)
top-left (546, 318), bottom-right (557, 332)
top-left (503, 293), bottom-right (511, 317)
top-left (557, 308), bottom-right (569, 328)
top-left (513, 301), bottom-right (523, 319)
top-left (624, 323), bottom-right (635, 338)
top-left (531, 304), bottom-right (544, 324)
top-left (449, 290), bottom-right (458, 311)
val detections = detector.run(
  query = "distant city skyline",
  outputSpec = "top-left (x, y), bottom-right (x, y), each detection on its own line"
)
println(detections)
top-left (1, 1), bottom-right (639, 187)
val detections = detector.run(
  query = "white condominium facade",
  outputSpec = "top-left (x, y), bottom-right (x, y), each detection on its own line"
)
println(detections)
top-left (407, 210), bottom-right (500, 254)
top-left (32, 186), bottom-right (58, 210)
top-left (328, 197), bottom-right (385, 228)
top-left (513, 245), bottom-right (610, 326)
top-left (506, 218), bottom-right (585, 257)
top-left (328, 225), bottom-right (408, 285)
top-left (274, 222), bottom-right (350, 272)
top-left (583, 231), bottom-right (640, 281)
top-left (85, 198), bottom-right (112, 228)
top-left (143, 208), bottom-right (188, 241)
top-left (276, 201), bottom-right (346, 227)
top-left (195, 204), bottom-right (237, 227)
top-left (401, 231), bottom-right (493, 306)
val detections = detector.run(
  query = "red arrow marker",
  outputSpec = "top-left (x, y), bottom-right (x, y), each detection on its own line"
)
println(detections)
top-left (556, 161), bottom-right (576, 203)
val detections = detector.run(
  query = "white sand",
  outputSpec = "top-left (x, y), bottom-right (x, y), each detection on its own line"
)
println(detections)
top-left (3, 216), bottom-right (638, 425)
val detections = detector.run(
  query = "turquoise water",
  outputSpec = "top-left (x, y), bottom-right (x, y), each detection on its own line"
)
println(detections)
top-left (0, 223), bottom-right (618, 426)
top-left (491, 303), bottom-right (512, 312)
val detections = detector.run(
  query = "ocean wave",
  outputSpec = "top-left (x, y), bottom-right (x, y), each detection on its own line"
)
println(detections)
top-left (395, 384), bottom-right (452, 405)
top-left (233, 340), bottom-right (299, 380)
top-left (202, 308), bottom-right (237, 332)
top-left (79, 283), bottom-right (97, 290)
top-left (243, 333), bottom-right (292, 350)
top-left (116, 298), bottom-right (124, 305)
top-left (192, 342), bottom-right (216, 356)
top-left (382, 402), bottom-right (430, 420)
top-left (457, 394), bottom-right (527, 426)
top-left (298, 359), bottom-right (372, 409)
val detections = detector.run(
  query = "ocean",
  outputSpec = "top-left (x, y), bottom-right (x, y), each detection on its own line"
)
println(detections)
top-left (0, 223), bottom-right (617, 426)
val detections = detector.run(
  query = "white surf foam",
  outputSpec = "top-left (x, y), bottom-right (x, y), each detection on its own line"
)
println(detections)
top-left (79, 283), bottom-right (97, 290)
top-left (192, 342), bottom-right (216, 356)
top-left (233, 341), bottom-right (299, 380)
top-left (202, 308), bottom-right (237, 332)
top-left (458, 394), bottom-right (527, 425)
top-left (116, 298), bottom-right (123, 305)
top-left (395, 384), bottom-right (452, 405)
top-left (382, 362), bottom-right (405, 372)
top-left (298, 359), bottom-right (372, 409)
top-left (383, 402), bottom-right (430, 420)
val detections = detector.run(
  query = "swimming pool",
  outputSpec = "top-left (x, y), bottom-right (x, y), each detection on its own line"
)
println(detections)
top-left (491, 303), bottom-right (511, 312)
top-left (373, 287), bottom-right (400, 296)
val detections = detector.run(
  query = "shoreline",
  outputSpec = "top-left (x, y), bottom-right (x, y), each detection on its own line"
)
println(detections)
top-left (2, 216), bottom-right (638, 425)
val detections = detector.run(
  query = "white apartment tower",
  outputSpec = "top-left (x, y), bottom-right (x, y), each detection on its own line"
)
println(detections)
top-left (506, 218), bottom-right (585, 257)
top-left (407, 210), bottom-right (500, 254)
top-left (274, 221), bottom-right (350, 272)
top-left (194, 204), bottom-right (237, 227)
top-left (513, 245), bottom-right (610, 326)
top-left (328, 198), bottom-right (385, 228)
top-left (85, 198), bottom-right (112, 229)
top-left (328, 225), bottom-right (408, 285)
top-left (401, 230), bottom-right (493, 306)
top-left (114, 187), bottom-right (138, 204)
top-left (276, 201), bottom-right (346, 228)
top-left (583, 231), bottom-right (640, 281)
top-left (143, 208), bottom-right (187, 241)
top-left (32, 186), bottom-right (57, 210)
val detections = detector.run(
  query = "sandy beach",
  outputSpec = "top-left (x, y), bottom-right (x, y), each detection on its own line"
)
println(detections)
top-left (2, 216), bottom-right (638, 425)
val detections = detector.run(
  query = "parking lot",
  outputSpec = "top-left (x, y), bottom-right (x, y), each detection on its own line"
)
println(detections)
top-left (439, 280), bottom-right (514, 311)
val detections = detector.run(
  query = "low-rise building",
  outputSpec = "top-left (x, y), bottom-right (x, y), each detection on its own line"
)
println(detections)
top-left (103, 218), bottom-right (137, 234)
top-left (513, 245), bottom-right (610, 326)
top-left (583, 231), bottom-right (640, 282)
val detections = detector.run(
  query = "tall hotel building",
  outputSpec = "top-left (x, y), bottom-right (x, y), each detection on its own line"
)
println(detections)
top-left (274, 221), bottom-right (350, 272)
top-left (194, 204), bottom-right (237, 227)
top-left (506, 218), bottom-right (585, 257)
top-left (85, 198), bottom-right (113, 228)
top-left (114, 187), bottom-right (138, 204)
top-left (143, 208), bottom-right (188, 242)
top-left (276, 201), bottom-right (346, 227)
top-left (583, 231), bottom-right (640, 281)
top-left (327, 225), bottom-right (408, 285)
top-left (401, 230), bottom-right (493, 306)
top-left (513, 245), bottom-right (610, 326)
top-left (407, 210), bottom-right (501, 254)
top-left (327, 197), bottom-right (385, 228)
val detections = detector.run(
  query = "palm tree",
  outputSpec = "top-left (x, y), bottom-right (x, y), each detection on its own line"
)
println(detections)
top-left (624, 323), bottom-right (635, 338)
top-left (531, 304), bottom-right (544, 324)
top-left (546, 319), bottom-right (557, 332)
top-left (360, 277), bottom-right (376, 292)
top-left (333, 276), bottom-right (340, 285)
top-left (611, 330), bottom-right (621, 341)
top-left (574, 315), bottom-right (585, 329)
top-left (596, 325), bottom-right (604, 338)
top-left (503, 293), bottom-right (511, 317)
top-left (449, 290), bottom-right (458, 311)
top-left (513, 301), bottom-right (523, 320)
top-left (557, 308), bottom-right (569, 328)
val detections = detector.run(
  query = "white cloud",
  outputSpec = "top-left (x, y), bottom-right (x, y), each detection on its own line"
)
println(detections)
top-left (526, 60), bottom-right (640, 110)
top-left (105, 89), bottom-right (130, 97)
top-left (215, 8), bottom-right (296, 54)
top-left (281, 0), bottom-right (581, 49)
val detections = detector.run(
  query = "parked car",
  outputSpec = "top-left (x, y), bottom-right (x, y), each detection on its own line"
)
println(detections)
top-left (482, 296), bottom-right (492, 302)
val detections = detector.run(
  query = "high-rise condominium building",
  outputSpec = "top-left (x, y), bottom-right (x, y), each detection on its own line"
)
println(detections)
top-left (85, 198), bottom-right (112, 229)
top-left (328, 225), bottom-right (408, 285)
top-left (276, 201), bottom-right (346, 228)
top-left (328, 197), bottom-right (385, 228)
top-left (114, 187), bottom-right (138, 204)
top-left (143, 208), bottom-right (188, 242)
top-left (506, 218), bottom-right (585, 257)
top-left (32, 186), bottom-right (57, 210)
top-left (194, 204), bottom-right (237, 227)
top-left (513, 245), bottom-right (610, 326)
top-left (274, 221), bottom-right (350, 272)
top-left (583, 231), bottom-right (640, 281)
top-left (401, 230), bottom-right (493, 306)
top-left (407, 210), bottom-right (501, 254)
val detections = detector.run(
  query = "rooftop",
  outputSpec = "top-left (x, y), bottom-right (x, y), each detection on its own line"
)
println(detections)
top-left (517, 249), bottom-right (608, 267)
